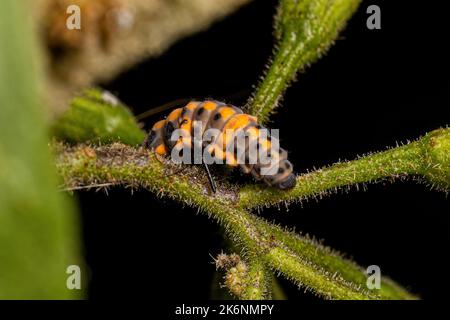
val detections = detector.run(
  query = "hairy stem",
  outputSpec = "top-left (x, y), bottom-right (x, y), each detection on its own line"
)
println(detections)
top-left (239, 128), bottom-right (450, 209)
top-left (242, 258), bottom-right (271, 300)
top-left (54, 142), bottom-right (417, 299)
top-left (47, 0), bottom-right (448, 300)
top-left (215, 253), bottom-right (271, 299)
top-left (249, 215), bottom-right (416, 300)
top-left (247, 0), bottom-right (361, 123)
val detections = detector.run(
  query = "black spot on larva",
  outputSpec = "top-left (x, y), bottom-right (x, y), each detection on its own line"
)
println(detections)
top-left (164, 122), bottom-right (175, 145)
top-left (148, 101), bottom-right (296, 189)
top-left (258, 142), bottom-right (264, 151)
top-left (232, 137), bottom-right (239, 157)
top-left (233, 146), bottom-right (238, 158)
top-left (147, 130), bottom-right (156, 146)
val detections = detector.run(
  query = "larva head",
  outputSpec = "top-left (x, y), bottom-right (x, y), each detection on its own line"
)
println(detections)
top-left (277, 172), bottom-right (296, 190)
top-left (144, 120), bottom-right (165, 149)
top-left (274, 158), bottom-right (296, 190)
top-left (144, 119), bottom-right (169, 156)
top-left (258, 158), bottom-right (296, 190)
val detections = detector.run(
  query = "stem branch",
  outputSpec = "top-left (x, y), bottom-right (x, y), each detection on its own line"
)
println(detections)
top-left (239, 129), bottom-right (450, 209)
top-left (53, 141), bottom-right (421, 299)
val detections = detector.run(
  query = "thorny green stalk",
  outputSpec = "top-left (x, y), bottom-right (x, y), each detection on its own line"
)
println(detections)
top-left (239, 128), bottom-right (450, 209)
top-left (53, 91), bottom-right (448, 299)
top-left (242, 258), bottom-right (271, 299)
top-left (214, 253), bottom-right (270, 300)
top-left (247, 0), bottom-right (361, 124)
top-left (54, 139), bottom-right (433, 299)
top-left (50, 0), bottom-right (449, 300)
top-left (248, 215), bottom-right (416, 300)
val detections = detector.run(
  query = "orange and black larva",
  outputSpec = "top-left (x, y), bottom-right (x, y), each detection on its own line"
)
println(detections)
top-left (144, 101), bottom-right (296, 190)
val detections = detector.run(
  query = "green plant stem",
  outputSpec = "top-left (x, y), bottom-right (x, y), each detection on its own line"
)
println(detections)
top-left (239, 128), bottom-right (450, 209)
top-left (48, 0), bottom-right (449, 300)
top-left (249, 215), bottom-right (415, 300)
top-left (217, 254), bottom-right (271, 300)
top-left (247, 0), bottom-right (361, 123)
top-left (241, 257), bottom-right (271, 300)
top-left (54, 142), bottom-right (416, 299)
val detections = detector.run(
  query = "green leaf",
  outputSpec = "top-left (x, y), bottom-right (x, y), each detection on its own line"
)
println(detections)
top-left (52, 88), bottom-right (146, 146)
top-left (0, 0), bottom-right (83, 298)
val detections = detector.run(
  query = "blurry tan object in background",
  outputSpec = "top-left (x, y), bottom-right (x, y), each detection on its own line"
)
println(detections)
top-left (36, 0), bottom-right (252, 116)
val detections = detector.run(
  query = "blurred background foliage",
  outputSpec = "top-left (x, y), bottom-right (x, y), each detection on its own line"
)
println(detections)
top-left (0, 0), bottom-right (82, 299)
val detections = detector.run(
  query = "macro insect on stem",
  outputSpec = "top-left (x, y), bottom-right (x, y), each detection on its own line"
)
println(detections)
top-left (144, 100), bottom-right (297, 191)
top-left (49, 0), bottom-right (450, 301)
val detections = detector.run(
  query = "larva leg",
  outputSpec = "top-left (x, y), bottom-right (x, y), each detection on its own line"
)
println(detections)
top-left (203, 162), bottom-right (217, 194)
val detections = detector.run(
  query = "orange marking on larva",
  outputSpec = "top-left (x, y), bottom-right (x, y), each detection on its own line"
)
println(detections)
top-left (152, 120), bottom-right (165, 130)
top-left (167, 108), bottom-right (183, 121)
top-left (145, 100), bottom-right (296, 190)
top-left (219, 107), bottom-right (236, 120)
top-left (186, 101), bottom-right (199, 110)
top-left (174, 140), bottom-right (184, 149)
top-left (225, 152), bottom-right (238, 167)
top-left (181, 136), bottom-right (192, 145)
top-left (223, 128), bottom-right (244, 150)
top-left (224, 114), bottom-right (251, 131)
top-left (217, 149), bottom-right (226, 160)
top-left (224, 133), bottom-right (234, 147)
top-left (155, 144), bottom-right (167, 155)
top-left (209, 146), bottom-right (225, 160)
top-left (246, 126), bottom-right (259, 138)
top-left (259, 139), bottom-right (271, 150)
top-left (213, 131), bottom-right (226, 151)
top-left (206, 145), bottom-right (215, 156)
top-left (180, 117), bottom-right (192, 132)
top-left (222, 114), bottom-right (255, 150)
top-left (203, 101), bottom-right (218, 110)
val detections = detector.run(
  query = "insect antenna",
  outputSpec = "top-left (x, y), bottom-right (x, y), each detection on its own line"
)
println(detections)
top-left (135, 98), bottom-right (193, 121)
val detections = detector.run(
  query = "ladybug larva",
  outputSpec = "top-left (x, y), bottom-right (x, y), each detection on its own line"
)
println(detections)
top-left (144, 100), bottom-right (296, 191)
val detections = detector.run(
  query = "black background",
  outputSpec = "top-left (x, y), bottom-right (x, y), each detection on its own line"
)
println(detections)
top-left (77, 0), bottom-right (449, 301)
